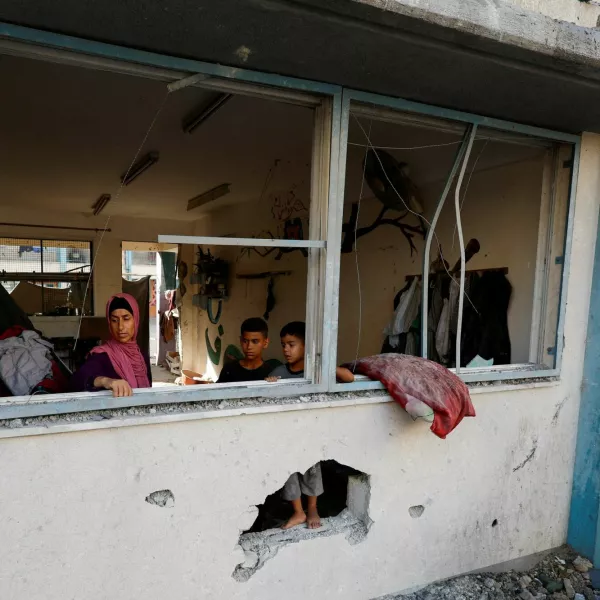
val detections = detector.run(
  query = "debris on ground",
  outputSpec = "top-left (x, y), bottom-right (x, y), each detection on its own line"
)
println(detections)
top-left (381, 547), bottom-right (600, 600)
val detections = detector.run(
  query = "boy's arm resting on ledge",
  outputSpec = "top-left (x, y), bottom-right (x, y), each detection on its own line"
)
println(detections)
top-left (336, 367), bottom-right (355, 383)
top-left (265, 367), bottom-right (355, 383)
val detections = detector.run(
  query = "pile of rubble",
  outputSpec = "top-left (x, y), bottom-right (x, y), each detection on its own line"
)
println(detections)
top-left (386, 547), bottom-right (599, 600)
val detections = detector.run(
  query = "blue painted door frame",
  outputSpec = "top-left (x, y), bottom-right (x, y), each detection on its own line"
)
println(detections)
top-left (568, 218), bottom-right (600, 565)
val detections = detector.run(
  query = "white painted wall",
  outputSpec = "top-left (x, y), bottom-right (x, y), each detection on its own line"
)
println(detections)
top-left (0, 133), bottom-right (598, 600)
top-left (179, 160), bottom-right (313, 377)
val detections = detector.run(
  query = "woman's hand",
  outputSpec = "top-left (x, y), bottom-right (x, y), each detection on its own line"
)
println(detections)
top-left (94, 377), bottom-right (133, 397)
top-left (265, 376), bottom-right (280, 383)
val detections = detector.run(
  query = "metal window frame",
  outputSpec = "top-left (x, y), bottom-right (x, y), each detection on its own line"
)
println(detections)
top-left (0, 22), bottom-right (343, 417)
top-left (0, 22), bottom-right (582, 418)
top-left (331, 89), bottom-right (580, 391)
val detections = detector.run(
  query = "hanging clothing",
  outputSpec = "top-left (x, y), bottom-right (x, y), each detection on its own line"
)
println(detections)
top-left (161, 291), bottom-right (176, 343)
top-left (461, 271), bottom-right (512, 367)
top-left (384, 270), bottom-right (511, 369)
top-left (122, 276), bottom-right (150, 357)
top-left (384, 278), bottom-right (421, 349)
top-left (435, 298), bottom-right (450, 363)
top-left (0, 284), bottom-right (34, 335)
top-left (427, 275), bottom-right (445, 363)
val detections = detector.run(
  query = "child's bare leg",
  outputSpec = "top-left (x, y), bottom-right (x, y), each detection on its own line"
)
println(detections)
top-left (306, 495), bottom-right (321, 529)
top-left (282, 498), bottom-right (306, 529)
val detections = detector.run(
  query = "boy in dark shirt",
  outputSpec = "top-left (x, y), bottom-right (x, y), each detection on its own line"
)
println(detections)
top-left (217, 318), bottom-right (273, 383)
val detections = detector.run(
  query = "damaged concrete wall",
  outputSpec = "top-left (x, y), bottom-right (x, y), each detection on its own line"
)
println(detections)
top-left (507, 0), bottom-right (600, 27)
top-left (0, 134), bottom-right (597, 600)
top-left (0, 384), bottom-right (588, 599)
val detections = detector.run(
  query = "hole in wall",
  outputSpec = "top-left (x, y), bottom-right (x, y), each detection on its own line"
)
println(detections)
top-left (492, 519), bottom-right (498, 527)
top-left (409, 505), bottom-right (425, 518)
top-left (245, 460), bottom-right (363, 532)
top-left (145, 489), bottom-right (175, 508)
top-left (233, 460), bottom-right (372, 582)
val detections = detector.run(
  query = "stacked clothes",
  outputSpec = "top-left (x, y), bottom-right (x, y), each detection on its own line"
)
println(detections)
top-left (0, 284), bottom-right (70, 397)
top-left (0, 327), bottom-right (54, 396)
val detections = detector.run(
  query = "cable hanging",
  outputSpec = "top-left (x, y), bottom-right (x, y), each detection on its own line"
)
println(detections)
top-left (74, 72), bottom-right (207, 349)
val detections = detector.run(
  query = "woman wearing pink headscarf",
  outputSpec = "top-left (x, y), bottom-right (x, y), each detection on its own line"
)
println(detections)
top-left (70, 293), bottom-right (151, 397)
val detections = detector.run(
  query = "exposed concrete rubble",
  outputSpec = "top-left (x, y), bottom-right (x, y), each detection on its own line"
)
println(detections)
top-left (234, 473), bottom-right (372, 582)
top-left (233, 508), bottom-right (370, 583)
top-left (378, 547), bottom-right (599, 600)
top-left (0, 390), bottom-right (390, 430)
top-left (0, 378), bottom-right (554, 431)
top-left (145, 490), bottom-right (175, 508)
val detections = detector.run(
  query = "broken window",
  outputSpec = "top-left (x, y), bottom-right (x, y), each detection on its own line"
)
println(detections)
top-left (333, 99), bottom-right (574, 387)
top-left (0, 45), bottom-right (332, 406)
top-left (0, 32), bottom-right (579, 414)
top-left (157, 87), bottom-right (332, 388)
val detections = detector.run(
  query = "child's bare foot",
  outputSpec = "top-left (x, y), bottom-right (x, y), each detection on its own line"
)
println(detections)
top-left (307, 507), bottom-right (321, 529)
top-left (281, 511), bottom-right (307, 530)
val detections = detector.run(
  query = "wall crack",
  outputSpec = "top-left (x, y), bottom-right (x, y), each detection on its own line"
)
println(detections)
top-left (513, 440), bottom-right (538, 472)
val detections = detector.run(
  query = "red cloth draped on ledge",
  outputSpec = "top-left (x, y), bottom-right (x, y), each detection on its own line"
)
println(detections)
top-left (345, 354), bottom-right (475, 439)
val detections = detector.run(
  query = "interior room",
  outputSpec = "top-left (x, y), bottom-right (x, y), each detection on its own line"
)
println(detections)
top-left (0, 49), bottom-right (571, 398)
top-left (336, 105), bottom-right (571, 373)
top-left (0, 50), bottom-right (316, 394)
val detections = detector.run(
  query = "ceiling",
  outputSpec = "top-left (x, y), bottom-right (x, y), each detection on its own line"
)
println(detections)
top-left (1, 0), bottom-right (600, 133)
top-left (0, 52), bottom-right (553, 227)
top-left (344, 113), bottom-right (547, 208)
top-left (0, 53), bottom-right (314, 221)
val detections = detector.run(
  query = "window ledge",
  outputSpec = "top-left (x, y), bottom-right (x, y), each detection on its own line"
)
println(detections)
top-left (0, 378), bottom-right (561, 439)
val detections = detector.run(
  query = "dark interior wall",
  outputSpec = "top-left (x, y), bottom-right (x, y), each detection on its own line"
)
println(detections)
top-left (1, 0), bottom-right (600, 133)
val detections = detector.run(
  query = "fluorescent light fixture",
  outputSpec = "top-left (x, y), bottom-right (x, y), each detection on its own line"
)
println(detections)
top-left (182, 94), bottom-right (232, 134)
top-left (121, 152), bottom-right (159, 186)
top-left (91, 193), bottom-right (111, 216)
top-left (187, 183), bottom-right (231, 211)
top-left (167, 72), bottom-right (209, 93)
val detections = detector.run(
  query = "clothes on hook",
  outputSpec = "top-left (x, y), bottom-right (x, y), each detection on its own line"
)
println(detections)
top-left (460, 271), bottom-right (512, 367)
top-left (383, 277), bottom-right (421, 349)
top-left (382, 269), bottom-right (511, 368)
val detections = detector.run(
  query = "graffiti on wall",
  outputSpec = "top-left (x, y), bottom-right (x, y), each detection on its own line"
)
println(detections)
top-left (239, 188), bottom-right (309, 261)
top-left (204, 297), bottom-right (243, 366)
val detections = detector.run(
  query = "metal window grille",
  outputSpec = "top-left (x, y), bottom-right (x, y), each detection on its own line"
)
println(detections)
top-left (0, 237), bottom-right (93, 315)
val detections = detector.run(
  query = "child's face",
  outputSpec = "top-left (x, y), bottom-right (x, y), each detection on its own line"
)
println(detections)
top-left (281, 334), bottom-right (305, 366)
top-left (240, 331), bottom-right (269, 361)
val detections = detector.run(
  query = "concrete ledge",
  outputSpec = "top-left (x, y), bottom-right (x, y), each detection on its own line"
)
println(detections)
top-left (0, 379), bottom-right (561, 439)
